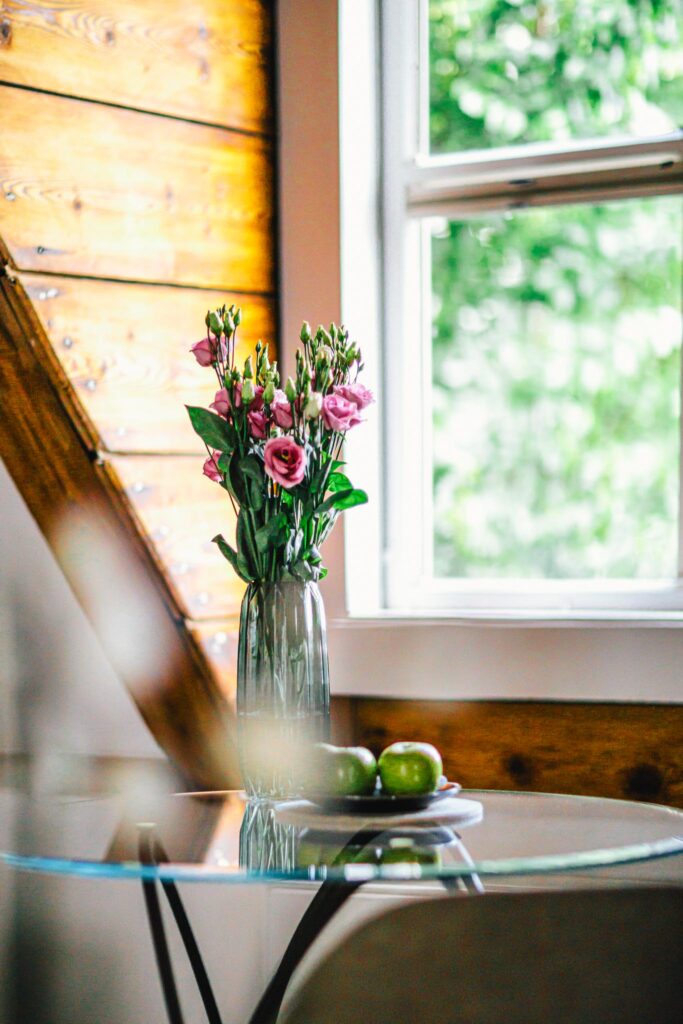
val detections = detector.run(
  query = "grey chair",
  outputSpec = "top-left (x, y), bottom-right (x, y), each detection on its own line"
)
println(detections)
top-left (280, 887), bottom-right (683, 1024)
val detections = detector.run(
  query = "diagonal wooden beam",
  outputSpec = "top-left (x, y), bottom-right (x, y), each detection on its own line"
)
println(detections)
top-left (0, 241), bottom-right (240, 788)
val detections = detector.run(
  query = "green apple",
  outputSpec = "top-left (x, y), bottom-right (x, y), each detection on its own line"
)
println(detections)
top-left (309, 743), bottom-right (378, 796)
top-left (378, 838), bottom-right (442, 867)
top-left (378, 741), bottom-right (443, 795)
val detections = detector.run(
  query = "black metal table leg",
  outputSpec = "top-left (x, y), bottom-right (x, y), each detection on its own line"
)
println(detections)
top-left (138, 819), bottom-right (484, 1024)
top-left (138, 828), bottom-right (223, 1024)
top-left (154, 839), bottom-right (223, 1024)
top-left (247, 877), bottom-right (366, 1024)
top-left (247, 827), bottom-right (384, 1024)
top-left (139, 828), bottom-right (186, 1024)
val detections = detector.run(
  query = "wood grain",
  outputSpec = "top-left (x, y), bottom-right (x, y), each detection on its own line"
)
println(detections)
top-left (109, 454), bottom-right (244, 620)
top-left (0, 261), bottom-right (240, 787)
top-left (0, 0), bottom-right (273, 134)
top-left (20, 272), bottom-right (275, 453)
top-left (0, 85), bottom-right (274, 291)
top-left (350, 698), bottom-right (683, 807)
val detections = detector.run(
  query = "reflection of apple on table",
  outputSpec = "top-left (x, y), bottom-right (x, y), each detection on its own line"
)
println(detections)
top-left (296, 833), bottom-right (444, 870)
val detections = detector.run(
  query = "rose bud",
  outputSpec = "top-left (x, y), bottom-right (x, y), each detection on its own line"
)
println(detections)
top-left (190, 338), bottom-right (215, 367)
top-left (272, 390), bottom-right (294, 429)
top-left (208, 312), bottom-right (223, 336)
top-left (247, 409), bottom-right (267, 439)
top-left (304, 392), bottom-right (323, 419)
top-left (241, 379), bottom-right (255, 405)
top-left (285, 377), bottom-right (298, 404)
top-left (210, 387), bottom-right (231, 417)
top-left (202, 450), bottom-right (223, 484)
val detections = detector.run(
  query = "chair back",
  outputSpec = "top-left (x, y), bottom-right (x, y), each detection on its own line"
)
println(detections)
top-left (281, 886), bottom-right (683, 1024)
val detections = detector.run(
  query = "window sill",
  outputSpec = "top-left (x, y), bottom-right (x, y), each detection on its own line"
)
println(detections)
top-left (334, 608), bottom-right (683, 629)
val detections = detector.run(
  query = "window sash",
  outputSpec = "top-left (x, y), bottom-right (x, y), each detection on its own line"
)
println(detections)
top-left (408, 133), bottom-right (683, 214)
top-left (381, 0), bottom-right (683, 615)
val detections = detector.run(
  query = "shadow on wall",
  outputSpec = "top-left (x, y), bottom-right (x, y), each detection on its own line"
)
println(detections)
top-left (0, 457), bottom-right (159, 761)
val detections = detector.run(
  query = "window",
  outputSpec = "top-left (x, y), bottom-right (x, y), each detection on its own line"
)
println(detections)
top-left (382, 0), bottom-right (683, 615)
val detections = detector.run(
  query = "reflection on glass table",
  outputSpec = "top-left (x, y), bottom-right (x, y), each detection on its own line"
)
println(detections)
top-left (2, 786), bottom-right (682, 1024)
top-left (3, 787), bottom-right (683, 881)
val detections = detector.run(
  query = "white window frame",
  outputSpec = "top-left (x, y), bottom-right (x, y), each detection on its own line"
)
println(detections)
top-left (383, 0), bottom-right (683, 617)
top-left (277, 0), bottom-right (683, 703)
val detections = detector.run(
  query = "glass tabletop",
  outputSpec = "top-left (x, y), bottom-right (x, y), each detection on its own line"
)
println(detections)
top-left (2, 785), bottom-right (682, 884)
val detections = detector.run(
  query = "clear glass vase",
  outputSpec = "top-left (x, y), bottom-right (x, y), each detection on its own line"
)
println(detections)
top-left (239, 800), bottom-right (300, 873)
top-left (236, 580), bottom-right (330, 799)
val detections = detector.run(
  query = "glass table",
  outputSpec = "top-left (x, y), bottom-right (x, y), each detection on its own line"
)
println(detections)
top-left (2, 784), bottom-right (682, 1024)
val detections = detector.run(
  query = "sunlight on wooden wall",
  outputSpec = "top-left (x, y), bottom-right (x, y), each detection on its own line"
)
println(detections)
top-left (0, 0), bottom-right (276, 780)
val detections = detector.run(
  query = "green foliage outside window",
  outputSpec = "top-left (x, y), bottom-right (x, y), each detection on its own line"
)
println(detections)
top-left (430, 0), bottom-right (683, 154)
top-left (429, 0), bottom-right (683, 579)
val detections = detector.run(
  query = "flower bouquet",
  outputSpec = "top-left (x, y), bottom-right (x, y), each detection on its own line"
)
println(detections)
top-left (187, 305), bottom-right (373, 796)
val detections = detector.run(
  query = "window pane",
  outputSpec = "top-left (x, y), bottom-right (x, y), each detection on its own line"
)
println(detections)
top-left (429, 0), bottom-right (683, 155)
top-left (431, 194), bottom-right (682, 579)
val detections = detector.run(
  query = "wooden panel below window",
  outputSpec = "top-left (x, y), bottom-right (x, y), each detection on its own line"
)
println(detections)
top-left (0, 85), bottom-right (274, 291)
top-left (109, 455), bottom-right (243, 620)
top-left (20, 272), bottom-right (274, 453)
top-left (348, 698), bottom-right (683, 808)
top-left (0, 0), bottom-right (273, 134)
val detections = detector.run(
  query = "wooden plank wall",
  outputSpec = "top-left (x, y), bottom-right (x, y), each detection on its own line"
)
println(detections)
top-left (0, 0), bottom-right (276, 783)
top-left (336, 698), bottom-right (683, 808)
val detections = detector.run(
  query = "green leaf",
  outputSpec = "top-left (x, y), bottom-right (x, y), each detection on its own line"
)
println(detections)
top-left (332, 488), bottom-right (368, 511)
top-left (212, 534), bottom-right (250, 581)
top-left (237, 553), bottom-right (254, 581)
top-left (301, 545), bottom-right (322, 565)
top-left (228, 453), bottom-right (248, 505)
top-left (186, 406), bottom-right (233, 452)
top-left (225, 423), bottom-right (239, 449)
top-left (239, 454), bottom-right (264, 486)
top-left (236, 510), bottom-right (257, 576)
top-left (237, 455), bottom-right (265, 511)
top-left (255, 512), bottom-right (290, 553)
top-left (318, 566), bottom-right (328, 579)
top-left (328, 471), bottom-right (353, 493)
top-left (291, 559), bottom-right (315, 582)
top-left (316, 488), bottom-right (353, 515)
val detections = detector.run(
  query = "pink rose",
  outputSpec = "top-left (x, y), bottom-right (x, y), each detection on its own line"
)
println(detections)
top-left (247, 409), bottom-right (267, 439)
top-left (202, 450), bottom-right (223, 484)
top-left (334, 382), bottom-right (374, 411)
top-left (271, 389), bottom-right (294, 429)
top-left (190, 338), bottom-right (215, 367)
top-left (264, 436), bottom-right (306, 489)
top-left (321, 393), bottom-right (362, 432)
top-left (210, 387), bottom-right (231, 417)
